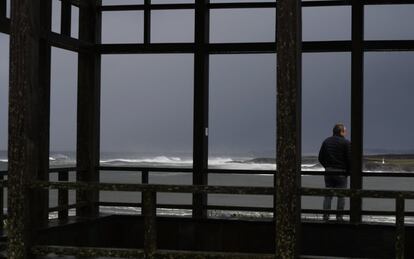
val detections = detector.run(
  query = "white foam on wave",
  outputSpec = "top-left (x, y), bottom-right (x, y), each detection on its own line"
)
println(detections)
top-left (302, 163), bottom-right (317, 168)
top-left (99, 155), bottom-right (328, 171)
top-left (212, 162), bottom-right (276, 171)
top-left (208, 157), bottom-right (235, 165)
top-left (101, 156), bottom-right (193, 165)
top-left (302, 166), bottom-right (325, 172)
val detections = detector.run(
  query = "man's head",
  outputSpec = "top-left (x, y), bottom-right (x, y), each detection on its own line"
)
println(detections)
top-left (333, 123), bottom-right (347, 137)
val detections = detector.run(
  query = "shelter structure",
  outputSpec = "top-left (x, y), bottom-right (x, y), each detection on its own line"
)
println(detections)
top-left (0, 0), bottom-right (414, 258)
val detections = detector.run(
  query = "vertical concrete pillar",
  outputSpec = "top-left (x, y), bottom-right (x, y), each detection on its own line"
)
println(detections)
top-left (275, 0), bottom-right (302, 258)
top-left (8, 0), bottom-right (51, 257)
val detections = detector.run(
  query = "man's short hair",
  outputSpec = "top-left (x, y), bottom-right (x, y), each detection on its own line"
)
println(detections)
top-left (333, 123), bottom-right (345, 136)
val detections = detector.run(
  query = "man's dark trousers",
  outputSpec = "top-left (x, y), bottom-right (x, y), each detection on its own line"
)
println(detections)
top-left (323, 168), bottom-right (348, 220)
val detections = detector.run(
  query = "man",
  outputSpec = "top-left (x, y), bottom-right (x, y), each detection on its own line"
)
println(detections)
top-left (318, 123), bottom-right (351, 221)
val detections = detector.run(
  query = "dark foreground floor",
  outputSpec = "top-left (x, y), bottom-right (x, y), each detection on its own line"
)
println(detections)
top-left (21, 215), bottom-right (409, 258)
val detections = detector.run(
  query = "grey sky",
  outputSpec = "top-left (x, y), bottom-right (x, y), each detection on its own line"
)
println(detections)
top-left (1, 3), bottom-right (414, 157)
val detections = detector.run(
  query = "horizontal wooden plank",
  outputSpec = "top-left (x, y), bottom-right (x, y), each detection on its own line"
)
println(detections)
top-left (100, 3), bottom-right (194, 11)
top-left (365, 40), bottom-right (414, 51)
top-left (31, 181), bottom-right (276, 195)
top-left (2, 167), bottom-right (413, 178)
top-left (302, 187), bottom-right (414, 199)
top-left (302, 41), bottom-right (351, 52)
top-left (29, 181), bottom-right (414, 200)
top-left (363, 0), bottom-right (414, 5)
top-left (301, 0), bottom-right (350, 7)
top-left (98, 43), bottom-right (195, 54)
top-left (99, 166), bottom-right (193, 173)
top-left (32, 246), bottom-right (275, 259)
top-left (98, 0), bottom-right (414, 12)
top-left (98, 41), bottom-right (414, 54)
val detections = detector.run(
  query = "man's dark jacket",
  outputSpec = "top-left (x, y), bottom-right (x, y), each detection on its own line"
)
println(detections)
top-left (318, 135), bottom-right (351, 175)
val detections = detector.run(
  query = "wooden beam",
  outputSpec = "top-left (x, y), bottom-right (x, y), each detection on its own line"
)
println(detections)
top-left (60, 0), bottom-right (72, 37)
top-left (98, 41), bottom-right (414, 55)
top-left (192, 0), bottom-right (209, 219)
top-left (36, 0), bottom-right (52, 229)
top-left (144, 0), bottom-right (151, 45)
top-left (99, 4), bottom-right (194, 11)
top-left (98, 43), bottom-right (194, 54)
top-left (76, 0), bottom-right (101, 218)
top-left (275, 0), bottom-right (302, 258)
top-left (8, 0), bottom-right (51, 257)
top-left (350, 0), bottom-right (364, 224)
top-left (97, 0), bottom-right (414, 11)
top-left (98, 42), bottom-right (351, 55)
top-left (46, 31), bottom-right (93, 53)
top-left (364, 40), bottom-right (414, 52)
top-left (363, 0), bottom-right (414, 5)
top-left (0, 0), bottom-right (5, 18)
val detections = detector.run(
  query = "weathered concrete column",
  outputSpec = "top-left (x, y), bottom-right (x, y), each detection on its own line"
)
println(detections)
top-left (275, 0), bottom-right (302, 258)
top-left (76, 0), bottom-right (102, 218)
top-left (8, 0), bottom-right (51, 257)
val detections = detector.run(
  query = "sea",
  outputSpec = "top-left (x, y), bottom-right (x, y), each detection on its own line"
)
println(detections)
top-left (1, 150), bottom-right (414, 224)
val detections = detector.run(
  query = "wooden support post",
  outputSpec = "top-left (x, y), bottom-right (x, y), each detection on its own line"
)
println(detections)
top-left (275, 0), bottom-right (302, 258)
top-left (58, 171), bottom-right (69, 220)
top-left (144, 0), bottom-right (151, 45)
top-left (350, 0), bottom-right (364, 223)
top-left (8, 0), bottom-right (51, 257)
top-left (0, 175), bottom-right (3, 233)
top-left (192, 0), bottom-right (209, 219)
top-left (142, 170), bottom-right (149, 184)
top-left (0, 0), bottom-right (5, 18)
top-left (143, 190), bottom-right (157, 258)
top-left (395, 197), bottom-right (405, 259)
top-left (60, 0), bottom-right (72, 37)
top-left (76, 0), bottom-right (102, 218)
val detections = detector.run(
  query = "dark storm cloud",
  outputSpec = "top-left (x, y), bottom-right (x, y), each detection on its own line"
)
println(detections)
top-left (364, 52), bottom-right (414, 152)
top-left (209, 54), bottom-right (276, 156)
top-left (1, 3), bottom-right (414, 156)
top-left (50, 48), bottom-right (78, 151)
top-left (100, 54), bottom-right (194, 153)
top-left (302, 53), bottom-right (351, 154)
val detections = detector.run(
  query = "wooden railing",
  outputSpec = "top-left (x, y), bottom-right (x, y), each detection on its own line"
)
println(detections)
top-left (0, 166), bottom-right (412, 258)
top-left (27, 172), bottom-right (413, 259)
top-left (2, 166), bottom-right (414, 221)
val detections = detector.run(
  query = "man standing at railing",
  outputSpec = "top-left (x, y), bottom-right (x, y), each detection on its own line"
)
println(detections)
top-left (318, 123), bottom-right (352, 221)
